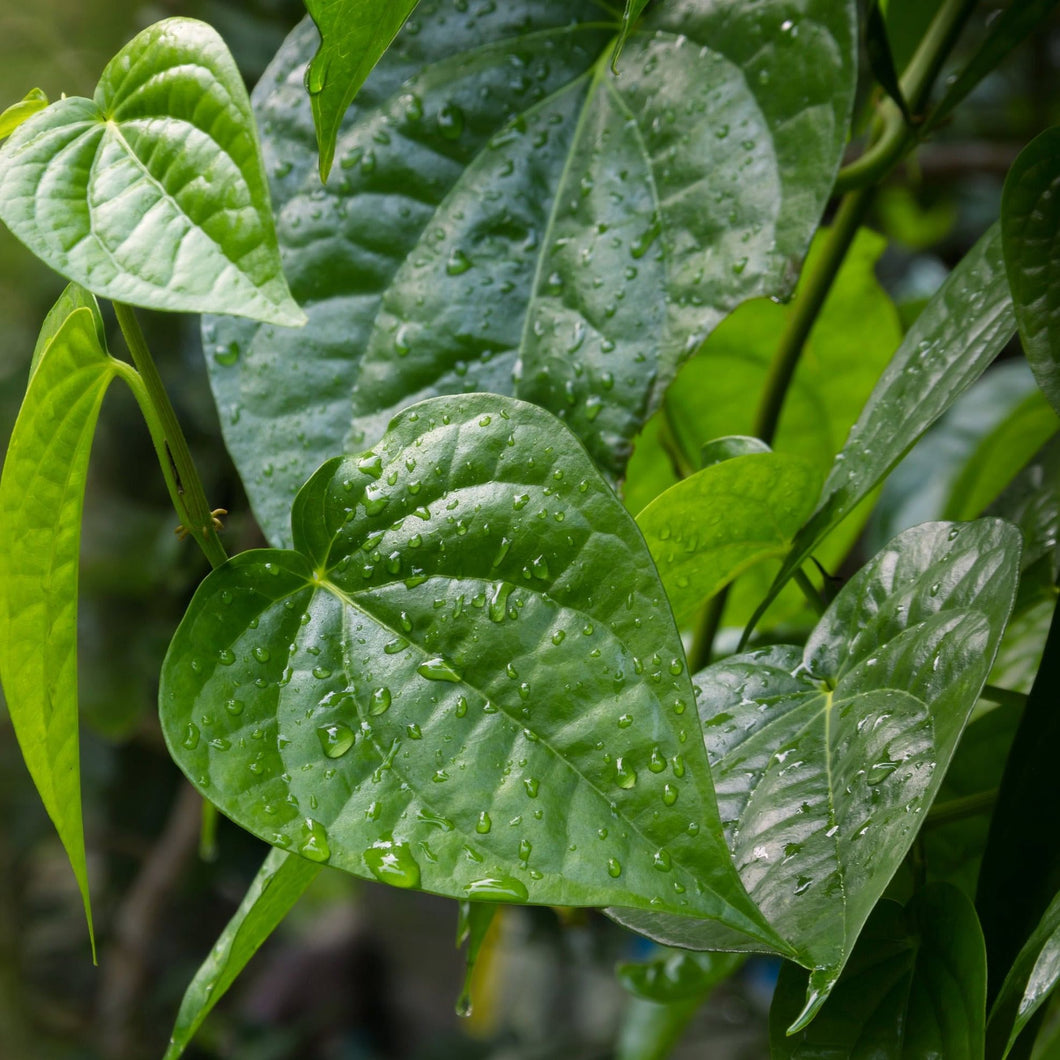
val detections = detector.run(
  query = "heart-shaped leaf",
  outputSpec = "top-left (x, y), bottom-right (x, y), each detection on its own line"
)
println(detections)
top-left (303, 0), bottom-right (421, 180)
top-left (608, 519), bottom-right (1020, 1028)
top-left (0, 19), bottom-right (304, 326)
top-left (770, 884), bottom-right (987, 1057)
top-left (160, 394), bottom-right (781, 948)
top-left (0, 286), bottom-right (127, 955)
top-left (203, 0), bottom-right (857, 546)
top-left (1002, 126), bottom-right (1060, 418)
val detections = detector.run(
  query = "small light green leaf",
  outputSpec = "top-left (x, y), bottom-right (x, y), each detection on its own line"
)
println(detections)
top-left (204, 0), bottom-right (857, 545)
top-left (636, 452), bottom-right (820, 622)
top-left (0, 287), bottom-right (125, 956)
top-left (164, 848), bottom-right (320, 1060)
top-left (455, 900), bottom-right (496, 1016)
top-left (1003, 126), bottom-right (1060, 418)
top-left (0, 19), bottom-right (305, 326)
top-left (304, 0), bottom-right (421, 181)
top-left (160, 394), bottom-right (781, 950)
top-left (754, 224), bottom-right (1016, 637)
top-left (608, 519), bottom-right (1019, 1027)
top-left (770, 884), bottom-right (987, 1056)
top-left (0, 87), bottom-right (48, 142)
top-left (989, 890), bottom-right (1060, 1059)
top-left (611, 0), bottom-right (651, 71)
top-left (617, 949), bottom-right (742, 1004)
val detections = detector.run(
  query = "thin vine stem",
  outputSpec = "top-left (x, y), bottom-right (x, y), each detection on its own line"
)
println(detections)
top-left (113, 302), bottom-right (227, 570)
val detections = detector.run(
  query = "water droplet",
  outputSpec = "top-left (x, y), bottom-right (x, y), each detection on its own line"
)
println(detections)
top-left (512, 493), bottom-right (530, 511)
top-left (617, 713), bottom-right (633, 729)
top-left (369, 687), bottom-right (392, 715)
top-left (455, 696), bottom-right (469, 718)
top-left (312, 665), bottom-right (332, 680)
top-left (384, 637), bottom-right (409, 654)
top-left (653, 850), bottom-right (672, 872)
top-left (437, 101), bottom-right (465, 139)
top-left (217, 647), bottom-right (235, 666)
top-left (523, 777), bottom-right (539, 798)
top-left (298, 818), bottom-right (331, 862)
top-left (551, 630), bottom-right (565, 646)
top-left (616, 757), bottom-right (637, 789)
top-left (531, 555), bottom-right (550, 579)
top-left (475, 811), bottom-right (492, 834)
top-left (418, 657), bottom-right (462, 682)
top-left (253, 646), bottom-right (271, 664)
top-left (466, 875), bottom-right (528, 902)
top-left (213, 342), bottom-right (239, 366)
top-left (317, 722), bottom-right (355, 759)
top-left (663, 784), bottom-right (678, 806)
top-left (489, 582), bottom-right (512, 622)
top-left (607, 857), bottom-right (622, 878)
top-left (224, 698), bottom-right (244, 717)
top-left (365, 838), bottom-right (421, 888)
top-left (182, 723), bottom-right (200, 750)
top-left (648, 746), bottom-right (666, 773)
top-left (305, 56), bottom-right (329, 94)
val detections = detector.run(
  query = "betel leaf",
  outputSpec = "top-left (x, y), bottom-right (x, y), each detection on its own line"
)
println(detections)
top-left (608, 520), bottom-right (1020, 1029)
top-left (636, 451), bottom-right (819, 623)
top-left (0, 19), bottom-right (304, 326)
top-left (1003, 126), bottom-right (1060, 418)
top-left (770, 884), bottom-right (987, 1057)
top-left (160, 394), bottom-right (782, 949)
top-left (165, 848), bottom-right (321, 1060)
top-left (988, 889), bottom-right (1060, 1059)
top-left (612, 0), bottom-right (651, 71)
top-left (0, 286), bottom-right (127, 955)
top-left (303, 0), bottom-right (421, 181)
top-left (749, 223), bottom-right (1016, 639)
top-left (203, 0), bottom-right (857, 547)
top-left (617, 948), bottom-right (743, 1003)
top-left (0, 87), bottom-right (48, 142)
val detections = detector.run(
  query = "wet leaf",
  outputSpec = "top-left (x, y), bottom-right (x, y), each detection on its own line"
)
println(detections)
top-left (1002, 126), bottom-right (1060, 418)
top-left (753, 224), bottom-right (1016, 636)
top-left (0, 19), bottom-right (304, 325)
top-left (0, 286), bottom-right (125, 956)
top-left (303, 0), bottom-right (421, 180)
top-left (770, 884), bottom-right (987, 1057)
top-left (204, 0), bottom-right (857, 545)
top-left (988, 889), bottom-right (1060, 1059)
top-left (161, 394), bottom-right (781, 949)
top-left (164, 848), bottom-right (321, 1059)
top-left (0, 87), bottom-right (47, 142)
top-left (609, 519), bottom-right (1020, 1028)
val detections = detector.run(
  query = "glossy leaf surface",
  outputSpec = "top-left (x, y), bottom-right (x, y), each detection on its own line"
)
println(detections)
top-left (0, 19), bottom-right (304, 325)
top-left (204, 0), bottom-right (857, 546)
top-left (0, 87), bottom-right (47, 142)
top-left (770, 884), bottom-right (987, 1057)
top-left (0, 288), bottom-right (123, 953)
top-left (303, 0), bottom-right (420, 180)
top-left (755, 224), bottom-right (1016, 634)
top-left (1003, 126), bottom-right (1060, 418)
top-left (609, 520), bottom-right (1019, 1027)
top-left (165, 848), bottom-right (320, 1059)
top-left (988, 890), bottom-right (1060, 1059)
top-left (612, 0), bottom-right (651, 70)
top-left (636, 451), bottom-right (819, 622)
top-left (161, 394), bottom-right (778, 946)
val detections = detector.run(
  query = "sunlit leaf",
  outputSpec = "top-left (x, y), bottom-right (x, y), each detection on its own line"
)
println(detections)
top-left (161, 394), bottom-right (782, 949)
top-left (0, 87), bottom-right (48, 142)
top-left (0, 19), bottom-right (304, 325)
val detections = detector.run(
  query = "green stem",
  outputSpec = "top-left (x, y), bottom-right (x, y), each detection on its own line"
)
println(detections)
top-left (980, 684), bottom-right (1028, 710)
top-left (199, 802), bottom-right (219, 862)
top-left (752, 187), bottom-right (875, 447)
top-left (793, 568), bottom-right (826, 616)
top-left (113, 302), bottom-right (227, 570)
top-left (689, 586), bottom-right (730, 674)
top-left (924, 789), bottom-right (998, 829)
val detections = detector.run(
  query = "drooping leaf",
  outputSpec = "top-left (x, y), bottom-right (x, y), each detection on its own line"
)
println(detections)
top-left (164, 847), bottom-right (321, 1060)
top-left (989, 890), bottom-right (1060, 1060)
top-left (0, 287), bottom-right (126, 955)
top-left (636, 451), bottom-right (819, 623)
top-left (615, 995), bottom-right (706, 1060)
top-left (617, 948), bottom-right (743, 1003)
top-left (203, 0), bottom-right (858, 546)
top-left (160, 394), bottom-right (782, 949)
top-left (770, 884), bottom-right (987, 1057)
top-left (608, 519), bottom-right (1020, 1029)
top-left (0, 19), bottom-right (305, 326)
top-left (611, 0), bottom-right (651, 71)
top-left (751, 223), bottom-right (1016, 638)
top-left (303, 0), bottom-right (421, 181)
top-left (1003, 126), bottom-right (1060, 419)
top-left (0, 87), bottom-right (47, 142)
top-left (455, 900), bottom-right (497, 1017)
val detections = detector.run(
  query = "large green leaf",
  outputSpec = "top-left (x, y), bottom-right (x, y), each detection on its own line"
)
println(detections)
top-left (770, 884), bottom-right (987, 1057)
top-left (160, 394), bottom-right (781, 948)
top-left (636, 451), bottom-right (819, 623)
top-left (608, 520), bottom-right (1020, 1028)
top-left (165, 848), bottom-right (321, 1059)
top-left (988, 890), bottom-right (1060, 1059)
top-left (0, 19), bottom-right (304, 326)
top-left (203, 0), bottom-right (857, 546)
top-left (1003, 126), bottom-right (1060, 419)
top-left (752, 224), bottom-right (1016, 636)
top-left (303, 0), bottom-right (421, 181)
top-left (0, 287), bottom-right (126, 954)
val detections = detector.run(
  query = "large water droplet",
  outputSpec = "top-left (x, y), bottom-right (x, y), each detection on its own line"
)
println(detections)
top-left (466, 875), bottom-right (529, 902)
top-left (317, 723), bottom-right (355, 758)
top-left (437, 101), bottom-right (465, 139)
top-left (298, 818), bottom-right (331, 862)
top-left (488, 582), bottom-right (512, 622)
top-left (365, 838), bottom-right (421, 888)
top-left (418, 657), bottom-right (462, 682)
top-left (369, 687), bottom-right (393, 715)
top-left (607, 858), bottom-right (622, 878)
top-left (182, 723), bottom-right (200, 750)
top-left (475, 811), bottom-right (492, 834)
top-left (616, 757), bottom-right (637, 789)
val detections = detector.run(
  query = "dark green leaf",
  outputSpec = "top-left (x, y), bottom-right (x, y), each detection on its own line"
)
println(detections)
top-left (0, 286), bottom-right (126, 955)
top-left (161, 394), bottom-right (781, 948)
top-left (1003, 126), bottom-right (1060, 418)
top-left (164, 848), bottom-right (321, 1059)
top-left (303, 0), bottom-right (421, 181)
top-left (611, 0), bottom-right (651, 71)
top-left (867, 2), bottom-right (910, 120)
top-left (617, 948), bottom-right (742, 1003)
top-left (770, 884), bottom-right (987, 1057)
top-left (0, 87), bottom-right (47, 142)
top-left (204, 0), bottom-right (857, 546)
top-left (636, 451), bottom-right (819, 623)
top-left (879, 0), bottom-right (945, 73)
top-left (0, 19), bottom-right (304, 326)
top-left (615, 995), bottom-right (704, 1060)
top-left (753, 224), bottom-right (1016, 638)
top-left (610, 519), bottom-right (1019, 1028)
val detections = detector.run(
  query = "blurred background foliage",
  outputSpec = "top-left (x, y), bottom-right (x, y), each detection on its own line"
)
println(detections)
top-left (0, 1), bottom-right (1056, 1057)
